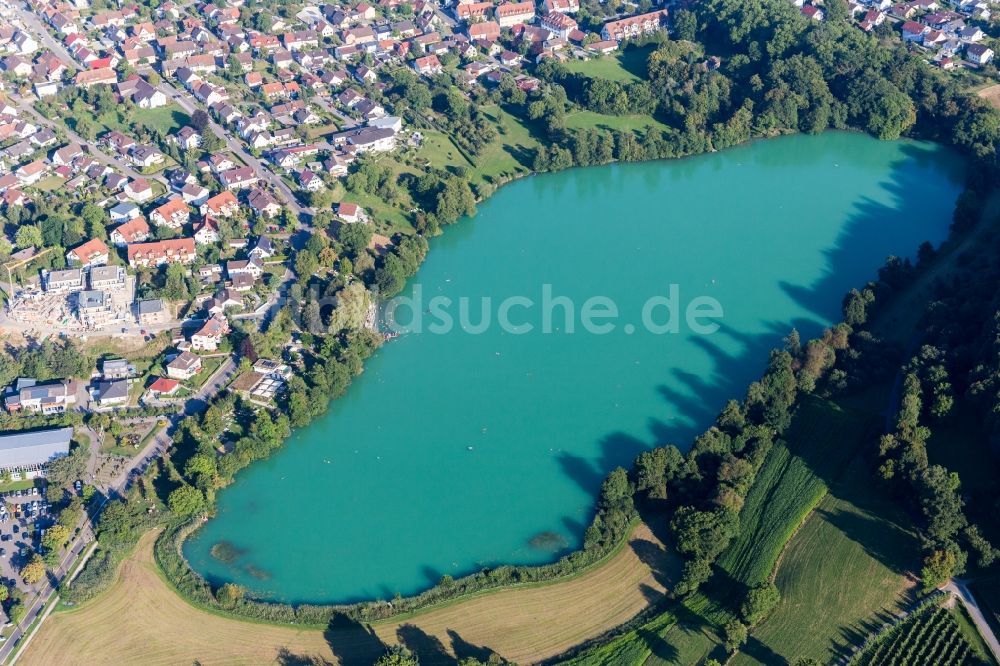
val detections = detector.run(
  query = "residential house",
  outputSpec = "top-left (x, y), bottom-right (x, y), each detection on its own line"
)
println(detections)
top-left (190, 314), bottom-right (230, 351)
top-left (126, 238), bottom-right (197, 268)
top-left (218, 167), bottom-right (258, 190)
top-left (226, 257), bottom-right (264, 280)
top-left (147, 377), bottom-right (180, 397)
top-left (150, 197), bottom-right (190, 229)
top-left (166, 350), bottom-right (202, 379)
top-left (4, 380), bottom-right (78, 414)
top-left (337, 202), bottom-right (367, 223)
top-left (136, 298), bottom-right (168, 325)
top-left (101, 358), bottom-right (132, 379)
top-left (43, 268), bottom-right (84, 293)
top-left (601, 10), bottom-right (668, 41)
top-left (66, 238), bottom-right (110, 267)
top-left (110, 217), bottom-right (152, 245)
top-left (124, 178), bottom-right (154, 202)
top-left (496, 1), bottom-right (535, 26)
top-left (193, 216), bottom-right (221, 244)
top-left (94, 379), bottom-right (129, 408)
top-left (248, 188), bottom-right (281, 217)
top-left (967, 43), bottom-right (994, 65)
top-left (201, 190), bottom-right (239, 216)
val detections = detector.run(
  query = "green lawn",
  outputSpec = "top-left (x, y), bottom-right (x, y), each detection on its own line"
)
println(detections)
top-left (732, 456), bottom-right (921, 666)
top-left (949, 603), bottom-right (998, 665)
top-left (188, 355), bottom-right (224, 390)
top-left (305, 123), bottom-right (340, 139)
top-left (0, 478), bottom-right (40, 493)
top-left (132, 106), bottom-right (191, 135)
top-left (562, 45), bottom-right (653, 82)
top-left (564, 398), bottom-right (879, 666)
top-left (32, 175), bottom-right (66, 192)
top-left (415, 104), bottom-right (543, 187)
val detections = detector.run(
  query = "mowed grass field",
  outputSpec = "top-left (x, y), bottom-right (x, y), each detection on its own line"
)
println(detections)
top-left (732, 458), bottom-right (921, 666)
top-left (24, 524), bottom-right (677, 666)
top-left (978, 83), bottom-right (1000, 111)
top-left (562, 46), bottom-right (653, 83)
top-left (716, 396), bottom-right (872, 588)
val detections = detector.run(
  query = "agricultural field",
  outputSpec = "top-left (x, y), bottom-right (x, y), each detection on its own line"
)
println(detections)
top-left (715, 396), bottom-right (873, 588)
top-left (733, 457), bottom-right (922, 665)
top-left (24, 524), bottom-right (675, 665)
top-left (852, 605), bottom-right (988, 666)
top-left (978, 83), bottom-right (1000, 111)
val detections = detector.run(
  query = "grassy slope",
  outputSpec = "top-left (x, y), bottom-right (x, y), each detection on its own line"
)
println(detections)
top-left (733, 457), bottom-right (921, 665)
top-left (24, 525), bottom-right (676, 665)
top-left (716, 397), bottom-right (872, 589)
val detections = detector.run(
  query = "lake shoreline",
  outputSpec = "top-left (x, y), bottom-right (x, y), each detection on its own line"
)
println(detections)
top-left (169, 130), bottom-right (964, 619)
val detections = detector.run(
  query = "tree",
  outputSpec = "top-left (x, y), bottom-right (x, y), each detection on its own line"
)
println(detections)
top-left (14, 225), bottom-right (42, 249)
top-left (215, 582), bottom-right (245, 608)
top-left (338, 224), bottom-right (372, 258)
top-left (191, 109), bottom-right (210, 131)
top-left (920, 547), bottom-right (961, 592)
top-left (674, 8), bottom-right (698, 41)
top-left (375, 645), bottom-right (419, 666)
top-left (723, 619), bottom-right (748, 653)
top-left (21, 554), bottom-right (46, 585)
top-left (162, 262), bottom-right (191, 301)
top-left (168, 486), bottom-right (205, 517)
top-left (740, 582), bottom-right (780, 625)
top-left (46, 445), bottom-right (87, 489)
top-left (41, 524), bottom-right (70, 553)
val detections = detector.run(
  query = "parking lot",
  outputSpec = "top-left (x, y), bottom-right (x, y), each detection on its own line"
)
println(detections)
top-left (0, 484), bottom-right (53, 593)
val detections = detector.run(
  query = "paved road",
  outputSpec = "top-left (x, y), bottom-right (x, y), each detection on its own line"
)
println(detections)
top-left (946, 580), bottom-right (1000, 663)
top-left (157, 81), bottom-right (313, 224)
top-left (0, 357), bottom-right (236, 664)
top-left (7, 2), bottom-right (77, 68)
top-left (11, 94), bottom-right (165, 187)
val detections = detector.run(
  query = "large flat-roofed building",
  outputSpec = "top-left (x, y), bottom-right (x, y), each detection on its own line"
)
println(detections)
top-left (0, 426), bottom-right (72, 478)
top-left (43, 268), bottom-right (83, 294)
top-left (4, 379), bottom-right (79, 414)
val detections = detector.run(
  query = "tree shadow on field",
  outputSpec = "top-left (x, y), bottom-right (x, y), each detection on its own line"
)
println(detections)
top-left (322, 613), bottom-right (387, 666)
top-left (830, 608), bottom-right (901, 662)
top-left (630, 537), bottom-right (674, 592)
top-left (396, 624), bottom-right (455, 664)
top-left (738, 635), bottom-right (790, 666)
top-left (447, 629), bottom-right (502, 663)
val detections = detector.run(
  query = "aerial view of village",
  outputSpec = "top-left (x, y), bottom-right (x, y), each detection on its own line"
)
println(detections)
top-left (0, 0), bottom-right (996, 660)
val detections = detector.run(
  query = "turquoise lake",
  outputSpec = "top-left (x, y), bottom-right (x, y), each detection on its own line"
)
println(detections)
top-left (185, 132), bottom-right (964, 603)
